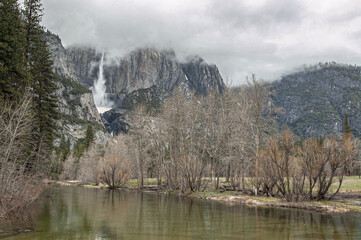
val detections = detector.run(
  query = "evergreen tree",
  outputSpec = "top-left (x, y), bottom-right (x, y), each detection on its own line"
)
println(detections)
top-left (23, 0), bottom-right (59, 168)
top-left (84, 124), bottom-right (95, 150)
top-left (57, 135), bottom-right (70, 162)
top-left (318, 136), bottom-right (324, 146)
top-left (73, 139), bottom-right (85, 159)
top-left (343, 113), bottom-right (352, 139)
top-left (31, 38), bottom-right (59, 145)
top-left (343, 114), bottom-right (351, 134)
top-left (0, 0), bottom-right (28, 99)
top-left (23, 0), bottom-right (42, 63)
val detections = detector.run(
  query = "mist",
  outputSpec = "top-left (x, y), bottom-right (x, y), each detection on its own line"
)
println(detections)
top-left (42, 0), bottom-right (361, 85)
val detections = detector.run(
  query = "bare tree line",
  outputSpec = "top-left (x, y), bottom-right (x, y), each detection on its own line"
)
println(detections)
top-left (126, 77), bottom-right (279, 194)
top-left (125, 77), bottom-right (359, 200)
top-left (61, 77), bottom-right (359, 202)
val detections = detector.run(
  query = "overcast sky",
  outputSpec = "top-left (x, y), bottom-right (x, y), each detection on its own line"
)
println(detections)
top-left (41, 0), bottom-right (361, 85)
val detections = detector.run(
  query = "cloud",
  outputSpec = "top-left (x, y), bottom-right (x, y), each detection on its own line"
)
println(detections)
top-left (41, 0), bottom-right (361, 85)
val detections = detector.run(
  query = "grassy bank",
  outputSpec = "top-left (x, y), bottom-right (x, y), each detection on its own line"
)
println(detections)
top-left (54, 176), bottom-right (361, 213)
top-left (189, 190), bottom-right (361, 213)
top-left (188, 176), bottom-right (361, 213)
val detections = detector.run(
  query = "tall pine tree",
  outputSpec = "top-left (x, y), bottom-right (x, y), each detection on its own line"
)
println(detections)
top-left (343, 113), bottom-right (352, 139)
top-left (84, 124), bottom-right (95, 150)
top-left (23, 0), bottom-right (59, 170)
top-left (343, 114), bottom-right (351, 134)
top-left (0, 0), bottom-right (28, 99)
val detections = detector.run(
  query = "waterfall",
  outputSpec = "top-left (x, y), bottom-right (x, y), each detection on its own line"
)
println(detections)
top-left (92, 51), bottom-right (113, 113)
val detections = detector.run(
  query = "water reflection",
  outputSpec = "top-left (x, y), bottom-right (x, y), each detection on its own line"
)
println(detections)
top-left (0, 186), bottom-right (360, 239)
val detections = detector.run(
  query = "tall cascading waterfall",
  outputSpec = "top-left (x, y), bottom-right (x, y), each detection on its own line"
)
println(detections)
top-left (92, 51), bottom-right (113, 113)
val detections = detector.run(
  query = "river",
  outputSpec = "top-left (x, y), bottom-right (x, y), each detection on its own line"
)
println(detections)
top-left (0, 186), bottom-right (360, 239)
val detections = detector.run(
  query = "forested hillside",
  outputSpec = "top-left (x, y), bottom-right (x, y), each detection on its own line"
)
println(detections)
top-left (272, 63), bottom-right (361, 138)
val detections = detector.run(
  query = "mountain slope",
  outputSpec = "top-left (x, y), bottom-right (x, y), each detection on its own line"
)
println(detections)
top-left (45, 32), bottom-right (109, 146)
top-left (271, 63), bottom-right (361, 138)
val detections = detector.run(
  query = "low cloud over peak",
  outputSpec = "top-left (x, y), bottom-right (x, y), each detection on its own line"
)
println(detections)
top-left (42, 0), bottom-right (361, 85)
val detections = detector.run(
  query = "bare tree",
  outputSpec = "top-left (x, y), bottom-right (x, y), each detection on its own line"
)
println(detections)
top-left (77, 145), bottom-right (102, 183)
top-left (0, 95), bottom-right (42, 218)
top-left (228, 87), bottom-right (253, 191)
top-left (98, 135), bottom-right (131, 189)
top-left (59, 153), bottom-right (78, 180)
top-left (260, 130), bottom-right (307, 201)
top-left (129, 105), bottom-right (153, 188)
top-left (246, 75), bottom-right (275, 195)
top-left (204, 88), bottom-right (230, 189)
top-left (314, 135), bottom-right (357, 200)
top-left (260, 130), bottom-right (358, 201)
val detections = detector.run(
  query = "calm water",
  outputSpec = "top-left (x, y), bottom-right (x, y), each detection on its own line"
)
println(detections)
top-left (0, 186), bottom-right (360, 240)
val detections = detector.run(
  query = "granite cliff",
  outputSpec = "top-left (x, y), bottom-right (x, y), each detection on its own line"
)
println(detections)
top-left (66, 47), bottom-right (225, 134)
top-left (45, 32), bottom-right (109, 146)
top-left (67, 48), bottom-right (224, 107)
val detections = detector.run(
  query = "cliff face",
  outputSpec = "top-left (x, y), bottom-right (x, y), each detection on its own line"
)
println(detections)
top-left (105, 49), bottom-right (187, 106)
top-left (271, 63), bottom-right (361, 138)
top-left (66, 47), bottom-right (225, 108)
top-left (46, 33), bottom-right (77, 82)
top-left (67, 47), bottom-right (99, 88)
top-left (180, 56), bottom-right (225, 95)
top-left (45, 32), bottom-right (108, 146)
top-left (64, 47), bottom-right (225, 134)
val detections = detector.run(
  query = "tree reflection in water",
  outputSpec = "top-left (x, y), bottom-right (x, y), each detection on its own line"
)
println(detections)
top-left (0, 186), bottom-right (360, 239)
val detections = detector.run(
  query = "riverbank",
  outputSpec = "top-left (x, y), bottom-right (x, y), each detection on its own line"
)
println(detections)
top-left (189, 191), bottom-right (361, 213)
top-left (48, 177), bottom-right (361, 214)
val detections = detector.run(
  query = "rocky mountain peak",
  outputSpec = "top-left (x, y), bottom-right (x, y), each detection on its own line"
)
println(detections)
top-left (185, 55), bottom-right (205, 64)
top-left (180, 56), bottom-right (224, 95)
top-left (66, 47), bottom-right (225, 108)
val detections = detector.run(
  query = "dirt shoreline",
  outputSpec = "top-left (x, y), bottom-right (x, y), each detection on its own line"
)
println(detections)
top-left (48, 180), bottom-right (361, 214)
top-left (191, 192), bottom-right (361, 213)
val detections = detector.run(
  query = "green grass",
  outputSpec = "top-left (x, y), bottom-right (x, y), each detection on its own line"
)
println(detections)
top-left (252, 196), bottom-right (280, 202)
top-left (290, 176), bottom-right (361, 194)
top-left (126, 178), bottom-right (158, 187)
top-left (123, 176), bottom-right (361, 196)
top-left (201, 191), bottom-right (232, 196)
top-left (309, 200), bottom-right (361, 212)
top-left (336, 176), bottom-right (361, 192)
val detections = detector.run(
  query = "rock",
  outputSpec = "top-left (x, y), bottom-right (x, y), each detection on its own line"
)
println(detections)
top-left (180, 56), bottom-right (224, 95)
top-left (45, 31), bottom-right (109, 147)
top-left (67, 46), bottom-right (99, 88)
top-left (102, 108), bottom-right (130, 135)
top-left (45, 32), bottom-right (77, 82)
